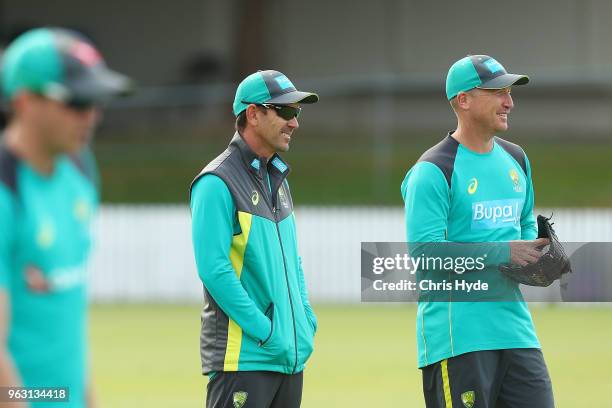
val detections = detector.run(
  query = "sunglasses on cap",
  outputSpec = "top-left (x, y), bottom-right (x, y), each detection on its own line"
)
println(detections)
top-left (243, 102), bottom-right (301, 120)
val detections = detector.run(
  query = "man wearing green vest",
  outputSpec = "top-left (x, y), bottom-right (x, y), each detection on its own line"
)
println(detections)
top-left (190, 70), bottom-right (318, 408)
top-left (0, 27), bottom-right (131, 407)
top-left (402, 55), bottom-right (554, 407)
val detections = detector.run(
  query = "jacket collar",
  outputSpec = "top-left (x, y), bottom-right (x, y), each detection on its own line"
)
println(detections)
top-left (229, 132), bottom-right (291, 179)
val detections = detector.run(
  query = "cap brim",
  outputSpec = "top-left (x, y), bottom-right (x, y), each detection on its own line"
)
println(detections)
top-left (66, 66), bottom-right (134, 104)
top-left (478, 73), bottom-right (529, 90)
top-left (266, 90), bottom-right (319, 105)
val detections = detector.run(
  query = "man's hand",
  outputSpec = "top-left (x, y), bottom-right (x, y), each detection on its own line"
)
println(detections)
top-left (502, 215), bottom-right (572, 287)
top-left (24, 266), bottom-right (50, 293)
top-left (509, 238), bottom-right (550, 266)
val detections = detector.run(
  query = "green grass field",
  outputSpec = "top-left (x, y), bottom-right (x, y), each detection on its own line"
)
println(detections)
top-left (90, 304), bottom-right (612, 407)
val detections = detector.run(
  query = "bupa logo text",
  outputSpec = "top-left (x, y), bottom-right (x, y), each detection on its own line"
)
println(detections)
top-left (471, 199), bottom-right (522, 230)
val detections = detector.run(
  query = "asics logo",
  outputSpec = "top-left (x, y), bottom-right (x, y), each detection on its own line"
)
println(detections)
top-left (467, 178), bottom-right (478, 195)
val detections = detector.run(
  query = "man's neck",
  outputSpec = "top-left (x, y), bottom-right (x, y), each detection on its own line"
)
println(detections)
top-left (4, 122), bottom-right (57, 175)
top-left (451, 121), bottom-right (495, 153)
top-left (240, 129), bottom-right (274, 159)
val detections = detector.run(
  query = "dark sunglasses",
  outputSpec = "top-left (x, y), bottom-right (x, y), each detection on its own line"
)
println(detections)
top-left (243, 102), bottom-right (301, 120)
top-left (65, 99), bottom-right (97, 112)
top-left (36, 93), bottom-right (96, 112)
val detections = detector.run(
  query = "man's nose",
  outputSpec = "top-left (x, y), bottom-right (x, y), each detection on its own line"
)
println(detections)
top-left (503, 93), bottom-right (514, 110)
top-left (288, 116), bottom-right (299, 129)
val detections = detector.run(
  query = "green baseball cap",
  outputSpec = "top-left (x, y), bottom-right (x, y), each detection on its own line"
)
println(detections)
top-left (1, 27), bottom-right (133, 105)
top-left (446, 55), bottom-right (529, 100)
top-left (233, 70), bottom-right (318, 116)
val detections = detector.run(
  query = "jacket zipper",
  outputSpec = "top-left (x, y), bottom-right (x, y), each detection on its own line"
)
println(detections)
top-left (257, 172), bottom-right (299, 374)
top-left (273, 206), bottom-right (299, 374)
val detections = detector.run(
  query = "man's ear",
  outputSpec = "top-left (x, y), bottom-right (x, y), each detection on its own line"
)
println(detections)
top-left (455, 92), bottom-right (470, 111)
top-left (10, 91), bottom-right (36, 117)
top-left (245, 104), bottom-right (260, 127)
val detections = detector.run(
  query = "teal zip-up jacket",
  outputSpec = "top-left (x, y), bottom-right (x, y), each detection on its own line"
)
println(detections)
top-left (190, 133), bottom-right (317, 375)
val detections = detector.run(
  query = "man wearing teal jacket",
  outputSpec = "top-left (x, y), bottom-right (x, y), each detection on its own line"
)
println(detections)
top-left (401, 56), bottom-right (554, 407)
top-left (0, 28), bottom-right (131, 407)
top-left (190, 70), bottom-right (318, 408)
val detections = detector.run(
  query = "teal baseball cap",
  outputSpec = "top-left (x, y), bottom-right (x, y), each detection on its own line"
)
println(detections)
top-left (1, 27), bottom-right (133, 105)
top-left (233, 70), bottom-right (318, 116)
top-left (446, 55), bottom-right (529, 100)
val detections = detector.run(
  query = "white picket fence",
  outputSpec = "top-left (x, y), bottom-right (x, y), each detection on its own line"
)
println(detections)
top-left (88, 206), bottom-right (612, 302)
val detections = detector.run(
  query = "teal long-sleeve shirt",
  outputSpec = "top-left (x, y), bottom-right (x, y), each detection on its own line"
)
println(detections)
top-left (0, 151), bottom-right (98, 408)
top-left (401, 134), bottom-right (540, 368)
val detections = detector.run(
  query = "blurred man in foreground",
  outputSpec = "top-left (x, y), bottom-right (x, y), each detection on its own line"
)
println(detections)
top-left (190, 70), bottom-right (318, 407)
top-left (0, 27), bottom-right (131, 407)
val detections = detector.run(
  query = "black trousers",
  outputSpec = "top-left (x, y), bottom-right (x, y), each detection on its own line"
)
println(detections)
top-left (422, 349), bottom-right (554, 408)
top-left (206, 371), bottom-right (303, 408)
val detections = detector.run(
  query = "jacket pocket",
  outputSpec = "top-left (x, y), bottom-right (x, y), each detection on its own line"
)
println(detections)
top-left (294, 307), bottom-right (315, 368)
top-left (259, 303), bottom-right (291, 356)
top-left (259, 303), bottom-right (275, 346)
top-left (306, 311), bottom-right (317, 336)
